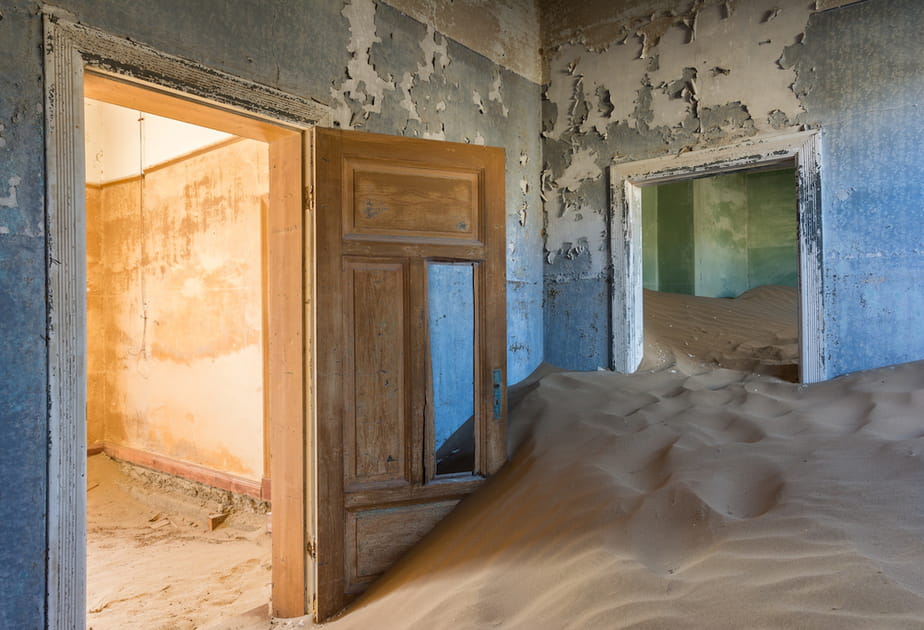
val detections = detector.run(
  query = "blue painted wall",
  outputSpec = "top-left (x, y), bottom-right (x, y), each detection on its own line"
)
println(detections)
top-left (792, 0), bottom-right (924, 376)
top-left (0, 1), bottom-right (543, 625)
top-left (0, 5), bottom-right (51, 628)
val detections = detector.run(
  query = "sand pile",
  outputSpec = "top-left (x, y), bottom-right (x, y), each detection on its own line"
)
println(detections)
top-left (290, 285), bottom-right (924, 630)
top-left (86, 455), bottom-right (271, 630)
top-left (641, 285), bottom-right (800, 379)
top-left (305, 363), bottom-right (924, 629)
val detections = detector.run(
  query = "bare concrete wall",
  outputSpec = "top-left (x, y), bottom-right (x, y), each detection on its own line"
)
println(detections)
top-left (86, 139), bottom-right (267, 481)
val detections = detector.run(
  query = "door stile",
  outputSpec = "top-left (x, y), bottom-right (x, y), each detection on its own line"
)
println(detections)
top-left (312, 128), bottom-right (347, 618)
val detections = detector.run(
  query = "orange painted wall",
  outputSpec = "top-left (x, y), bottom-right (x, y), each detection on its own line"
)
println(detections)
top-left (86, 138), bottom-right (268, 481)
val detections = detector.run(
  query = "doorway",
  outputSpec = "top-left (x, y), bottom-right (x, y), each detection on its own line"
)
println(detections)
top-left (639, 165), bottom-right (801, 381)
top-left (44, 16), bottom-right (323, 627)
top-left (84, 94), bottom-right (273, 625)
top-left (609, 131), bottom-right (824, 384)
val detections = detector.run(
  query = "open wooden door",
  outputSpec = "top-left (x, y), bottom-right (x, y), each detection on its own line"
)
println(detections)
top-left (309, 128), bottom-right (507, 620)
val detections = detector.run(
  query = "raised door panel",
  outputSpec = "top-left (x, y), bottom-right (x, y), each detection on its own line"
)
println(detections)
top-left (342, 258), bottom-right (411, 489)
top-left (344, 500), bottom-right (458, 593)
top-left (344, 158), bottom-right (482, 244)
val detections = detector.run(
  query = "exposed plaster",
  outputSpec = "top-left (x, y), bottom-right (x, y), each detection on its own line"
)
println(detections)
top-left (331, 0), bottom-right (397, 127)
top-left (382, 0), bottom-right (541, 82)
top-left (0, 176), bottom-right (21, 208)
top-left (542, 0), bottom-right (815, 268)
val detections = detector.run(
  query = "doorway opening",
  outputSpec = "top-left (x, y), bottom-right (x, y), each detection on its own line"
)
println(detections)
top-left (609, 131), bottom-right (824, 384)
top-left (83, 93), bottom-right (273, 625)
top-left (638, 165), bottom-right (800, 381)
top-left (44, 16), bottom-right (325, 625)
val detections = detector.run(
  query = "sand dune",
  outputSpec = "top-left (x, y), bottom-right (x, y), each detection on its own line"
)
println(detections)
top-left (642, 286), bottom-right (799, 379)
top-left (288, 287), bottom-right (924, 630)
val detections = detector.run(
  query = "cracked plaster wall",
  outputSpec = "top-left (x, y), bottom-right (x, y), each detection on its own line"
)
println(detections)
top-left (541, 0), bottom-right (924, 376)
top-left (0, 1), bottom-right (541, 624)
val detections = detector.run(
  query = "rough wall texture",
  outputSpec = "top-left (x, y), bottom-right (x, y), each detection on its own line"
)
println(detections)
top-left (87, 139), bottom-right (267, 481)
top-left (541, 0), bottom-right (923, 375)
top-left (0, 0), bottom-right (542, 625)
top-left (792, 0), bottom-right (924, 375)
top-left (0, 4), bottom-right (50, 628)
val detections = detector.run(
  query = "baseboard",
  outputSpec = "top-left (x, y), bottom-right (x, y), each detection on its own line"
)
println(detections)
top-left (89, 441), bottom-right (269, 501)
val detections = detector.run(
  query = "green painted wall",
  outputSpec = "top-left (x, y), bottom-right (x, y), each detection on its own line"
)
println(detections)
top-left (747, 169), bottom-right (799, 288)
top-left (693, 173), bottom-right (749, 297)
top-left (642, 168), bottom-right (797, 298)
top-left (655, 181), bottom-right (695, 295)
top-left (641, 185), bottom-right (659, 290)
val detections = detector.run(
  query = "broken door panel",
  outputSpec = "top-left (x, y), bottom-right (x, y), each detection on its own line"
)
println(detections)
top-left (311, 128), bottom-right (506, 620)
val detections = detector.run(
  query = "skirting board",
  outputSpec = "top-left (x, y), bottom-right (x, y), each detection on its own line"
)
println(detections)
top-left (87, 441), bottom-right (270, 501)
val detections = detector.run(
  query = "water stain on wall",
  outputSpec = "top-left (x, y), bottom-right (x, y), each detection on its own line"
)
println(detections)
top-left (87, 138), bottom-right (268, 480)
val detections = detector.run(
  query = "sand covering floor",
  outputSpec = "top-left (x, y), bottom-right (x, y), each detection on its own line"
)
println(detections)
top-left (282, 286), bottom-right (924, 629)
top-left (92, 286), bottom-right (924, 629)
top-left (86, 455), bottom-right (271, 629)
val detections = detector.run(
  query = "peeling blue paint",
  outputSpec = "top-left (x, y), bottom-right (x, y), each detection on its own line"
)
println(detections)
top-left (793, 0), bottom-right (924, 376)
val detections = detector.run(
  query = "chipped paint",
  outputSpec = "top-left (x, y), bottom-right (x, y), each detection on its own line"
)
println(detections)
top-left (0, 176), bottom-right (21, 208)
top-left (382, 0), bottom-right (541, 82)
top-left (331, 0), bottom-right (397, 126)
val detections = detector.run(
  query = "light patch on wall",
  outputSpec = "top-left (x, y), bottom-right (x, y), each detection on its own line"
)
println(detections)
top-left (558, 147), bottom-right (601, 191)
top-left (0, 176), bottom-right (21, 208)
top-left (332, 0), bottom-right (398, 127)
top-left (417, 24), bottom-right (449, 81)
top-left (488, 72), bottom-right (509, 118)
top-left (0, 123), bottom-right (6, 149)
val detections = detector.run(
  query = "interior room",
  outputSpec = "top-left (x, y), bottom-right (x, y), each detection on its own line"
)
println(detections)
top-left (4, 1), bottom-right (924, 629)
top-left (639, 166), bottom-right (801, 380)
top-left (84, 99), bottom-right (272, 627)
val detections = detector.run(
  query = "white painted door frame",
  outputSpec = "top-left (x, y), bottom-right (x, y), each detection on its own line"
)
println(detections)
top-left (609, 130), bottom-right (825, 384)
top-left (43, 12), bottom-right (327, 629)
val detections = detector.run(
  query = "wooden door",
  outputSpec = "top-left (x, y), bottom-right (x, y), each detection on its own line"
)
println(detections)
top-left (310, 128), bottom-right (506, 619)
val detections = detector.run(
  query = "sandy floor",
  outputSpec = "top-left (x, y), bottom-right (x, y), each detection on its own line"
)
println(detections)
top-left (86, 455), bottom-right (271, 630)
top-left (101, 286), bottom-right (924, 629)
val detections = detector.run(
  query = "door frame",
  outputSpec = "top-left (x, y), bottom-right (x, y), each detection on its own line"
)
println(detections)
top-left (43, 12), bottom-right (328, 627)
top-left (609, 130), bottom-right (825, 384)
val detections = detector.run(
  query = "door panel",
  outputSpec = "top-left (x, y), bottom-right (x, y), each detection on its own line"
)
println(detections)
top-left (345, 500), bottom-right (458, 592)
top-left (311, 128), bottom-right (506, 620)
top-left (345, 158), bottom-right (481, 242)
top-left (342, 258), bottom-right (411, 489)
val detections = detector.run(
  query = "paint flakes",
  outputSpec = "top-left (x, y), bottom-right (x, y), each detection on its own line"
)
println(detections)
top-left (0, 175), bottom-right (21, 208)
top-left (558, 148), bottom-right (601, 191)
top-left (331, 0), bottom-right (397, 127)
top-left (0, 123), bottom-right (6, 149)
top-left (418, 25), bottom-right (449, 82)
top-left (472, 90), bottom-right (486, 114)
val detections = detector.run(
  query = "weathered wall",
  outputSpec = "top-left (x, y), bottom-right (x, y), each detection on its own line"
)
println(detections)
top-left (541, 0), bottom-right (924, 375)
top-left (0, 1), bottom-right (542, 623)
top-left (642, 169), bottom-right (797, 298)
top-left (87, 139), bottom-right (267, 481)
